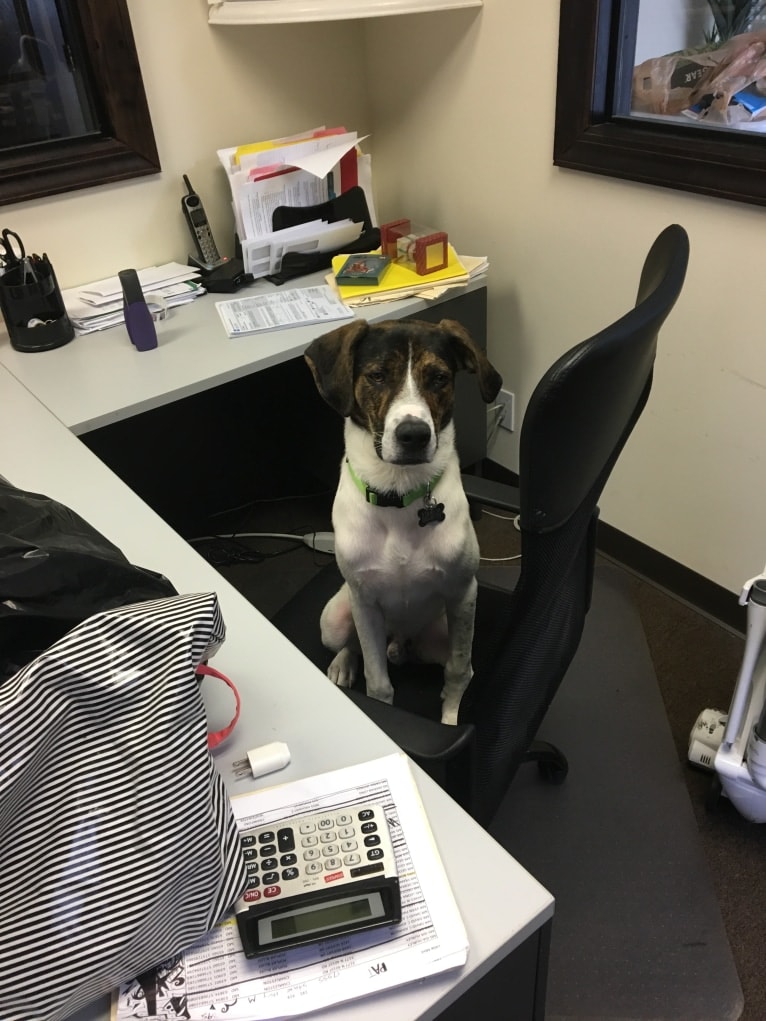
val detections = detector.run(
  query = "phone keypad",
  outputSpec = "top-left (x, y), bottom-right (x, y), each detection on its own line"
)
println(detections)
top-left (197, 226), bottom-right (219, 263)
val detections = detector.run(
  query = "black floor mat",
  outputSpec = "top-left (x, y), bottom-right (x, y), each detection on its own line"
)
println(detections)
top-left (490, 564), bottom-right (742, 1021)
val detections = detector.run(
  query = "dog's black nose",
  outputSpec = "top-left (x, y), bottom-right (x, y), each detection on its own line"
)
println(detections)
top-left (395, 416), bottom-right (431, 452)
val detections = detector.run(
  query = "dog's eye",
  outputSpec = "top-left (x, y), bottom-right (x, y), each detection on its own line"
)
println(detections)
top-left (430, 371), bottom-right (451, 390)
top-left (366, 370), bottom-right (386, 385)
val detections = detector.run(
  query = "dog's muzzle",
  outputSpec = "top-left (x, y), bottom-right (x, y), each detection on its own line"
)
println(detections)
top-left (392, 415), bottom-right (433, 464)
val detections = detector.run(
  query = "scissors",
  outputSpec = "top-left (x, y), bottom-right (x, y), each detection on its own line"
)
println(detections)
top-left (0, 229), bottom-right (38, 283)
top-left (0, 229), bottom-right (25, 271)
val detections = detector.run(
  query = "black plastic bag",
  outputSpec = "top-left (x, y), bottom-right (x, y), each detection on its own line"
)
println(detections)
top-left (0, 477), bottom-right (177, 681)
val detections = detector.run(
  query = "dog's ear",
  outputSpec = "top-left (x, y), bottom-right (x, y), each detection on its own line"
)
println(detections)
top-left (439, 318), bottom-right (503, 403)
top-left (304, 319), bottom-right (370, 417)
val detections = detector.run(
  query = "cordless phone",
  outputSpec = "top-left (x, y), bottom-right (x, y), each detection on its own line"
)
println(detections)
top-left (181, 174), bottom-right (223, 268)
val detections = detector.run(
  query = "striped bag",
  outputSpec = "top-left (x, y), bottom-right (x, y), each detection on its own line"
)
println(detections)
top-left (0, 591), bottom-right (247, 1021)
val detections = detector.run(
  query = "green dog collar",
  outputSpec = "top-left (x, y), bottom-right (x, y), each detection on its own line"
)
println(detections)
top-left (346, 459), bottom-right (443, 509)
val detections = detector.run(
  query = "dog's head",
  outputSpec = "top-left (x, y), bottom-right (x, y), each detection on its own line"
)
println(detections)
top-left (304, 318), bottom-right (502, 465)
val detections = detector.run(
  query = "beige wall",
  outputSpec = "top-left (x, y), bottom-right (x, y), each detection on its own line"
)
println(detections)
top-left (365, 2), bottom-right (766, 597)
top-left (4, 0), bottom-right (764, 597)
top-left (3, 0), bottom-right (370, 286)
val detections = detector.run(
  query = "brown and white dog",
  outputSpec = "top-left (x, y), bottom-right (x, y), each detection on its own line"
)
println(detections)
top-left (304, 317), bottom-right (502, 725)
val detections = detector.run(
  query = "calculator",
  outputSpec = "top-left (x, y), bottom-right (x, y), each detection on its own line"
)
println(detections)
top-left (234, 803), bottom-right (401, 957)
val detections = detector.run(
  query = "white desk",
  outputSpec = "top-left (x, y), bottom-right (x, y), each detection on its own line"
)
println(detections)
top-left (0, 273), bottom-right (487, 436)
top-left (0, 281), bottom-right (553, 1021)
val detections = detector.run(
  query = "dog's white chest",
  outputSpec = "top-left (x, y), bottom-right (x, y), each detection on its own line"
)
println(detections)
top-left (333, 474), bottom-right (478, 623)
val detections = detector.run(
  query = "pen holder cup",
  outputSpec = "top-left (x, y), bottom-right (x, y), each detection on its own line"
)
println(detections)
top-left (0, 260), bottom-right (74, 353)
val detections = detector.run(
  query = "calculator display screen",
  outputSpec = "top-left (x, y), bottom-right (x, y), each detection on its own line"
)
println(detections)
top-left (260, 891), bottom-right (385, 946)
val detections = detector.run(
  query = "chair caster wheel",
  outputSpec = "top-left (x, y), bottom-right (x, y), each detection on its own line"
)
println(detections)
top-left (525, 739), bottom-right (569, 784)
top-left (538, 756), bottom-right (569, 785)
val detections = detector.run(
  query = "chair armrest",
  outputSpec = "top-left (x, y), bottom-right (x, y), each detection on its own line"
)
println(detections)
top-left (461, 474), bottom-right (521, 514)
top-left (344, 689), bottom-right (476, 812)
top-left (345, 689), bottom-right (475, 762)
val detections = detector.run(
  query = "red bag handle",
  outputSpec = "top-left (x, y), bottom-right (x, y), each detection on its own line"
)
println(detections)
top-left (197, 663), bottom-right (241, 750)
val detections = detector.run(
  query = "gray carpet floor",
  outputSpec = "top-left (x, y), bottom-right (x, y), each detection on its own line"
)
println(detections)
top-left (203, 494), bottom-right (758, 1021)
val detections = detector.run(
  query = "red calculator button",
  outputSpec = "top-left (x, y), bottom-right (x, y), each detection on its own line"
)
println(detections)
top-left (264, 885), bottom-right (281, 898)
top-left (243, 889), bottom-right (261, 902)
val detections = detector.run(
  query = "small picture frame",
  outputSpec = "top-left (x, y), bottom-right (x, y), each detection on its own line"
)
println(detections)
top-left (335, 253), bottom-right (391, 286)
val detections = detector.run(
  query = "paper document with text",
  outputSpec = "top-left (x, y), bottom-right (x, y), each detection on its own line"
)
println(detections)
top-left (112, 754), bottom-right (467, 1020)
top-left (216, 285), bottom-right (354, 337)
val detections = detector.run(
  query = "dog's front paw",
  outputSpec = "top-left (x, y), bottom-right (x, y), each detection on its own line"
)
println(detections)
top-left (327, 649), bottom-right (357, 689)
top-left (366, 680), bottom-right (395, 705)
top-left (440, 705), bottom-right (459, 726)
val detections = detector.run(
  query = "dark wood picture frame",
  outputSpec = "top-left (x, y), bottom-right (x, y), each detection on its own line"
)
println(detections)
top-left (0, 0), bottom-right (160, 208)
top-left (553, 0), bottom-right (766, 208)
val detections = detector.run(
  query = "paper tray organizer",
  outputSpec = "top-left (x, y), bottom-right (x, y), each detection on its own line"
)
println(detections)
top-left (264, 186), bottom-right (380, 285)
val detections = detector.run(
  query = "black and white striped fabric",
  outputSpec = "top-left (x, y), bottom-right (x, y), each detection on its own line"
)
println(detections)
top-left (0, 591), bottom-right (247, 1021)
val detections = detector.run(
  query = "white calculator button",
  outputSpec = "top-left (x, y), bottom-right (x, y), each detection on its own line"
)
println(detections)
top-left (344, 853), bottom-right (361, 866)
top-left (336, 813), bottom-right (353, 826)
top-left (303, 848), bottom-right (320, 861)
top-left (320, 831), bottom-right (337, 844)
top-left (338, 826), bottom-right (354, 839)
top-left (324, 857), bottom-right (342, 870)
top-left (322, 843), bottom-right (340, 856)
top-left (299, 822), bottom-right (316, 834)
top-left (306, 861), bottom-right (323, 875)
top-left (317, 816), bottom-right (334, 830)
top-left (340, 839), bottom-right (357, 852)
top-left (301, 835), bottom-right (318, 847)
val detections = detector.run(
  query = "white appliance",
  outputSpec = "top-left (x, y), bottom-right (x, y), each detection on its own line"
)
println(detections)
top-left (688, 562), bottom-right (766, 821)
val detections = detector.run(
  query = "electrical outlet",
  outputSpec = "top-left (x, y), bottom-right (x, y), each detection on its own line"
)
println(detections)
top-left (497, 389), bottom-right (515, 432)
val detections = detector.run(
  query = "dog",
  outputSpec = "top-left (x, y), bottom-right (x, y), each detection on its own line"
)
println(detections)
top-left (304, 317), bottom-right (502, 725)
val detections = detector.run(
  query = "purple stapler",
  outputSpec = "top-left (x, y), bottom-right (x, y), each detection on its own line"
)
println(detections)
top-left (119, 268), bottom-right (158, 351)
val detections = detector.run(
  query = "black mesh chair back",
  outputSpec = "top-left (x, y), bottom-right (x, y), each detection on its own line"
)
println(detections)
top-left (463, 224), bottom-right (689, 822)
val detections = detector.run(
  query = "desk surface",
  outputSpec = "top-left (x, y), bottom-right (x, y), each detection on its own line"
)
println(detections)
top-left (0, 279), bottom-right (553, 1021)
top-left (0, 274), bottom-right (487, 436)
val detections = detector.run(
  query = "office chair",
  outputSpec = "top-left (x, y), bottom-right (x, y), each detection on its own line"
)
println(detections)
top-left (273, 224), bottom-right (690, 827)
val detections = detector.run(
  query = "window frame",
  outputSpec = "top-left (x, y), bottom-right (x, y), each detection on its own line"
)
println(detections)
top-left (553, 0), bottom-right (766, 207)
top-left (0, 0), bottom-right (160, 208)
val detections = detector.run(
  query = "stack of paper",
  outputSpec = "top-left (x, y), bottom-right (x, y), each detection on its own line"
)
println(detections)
top-left (62, 263), bottom-right (205, 335)
top-left (113, 754), bottom-right (468, 1021)
top-left (329, 246), bottom-right (489, 307)
top-left (216, 125), bottom-right (376, 279)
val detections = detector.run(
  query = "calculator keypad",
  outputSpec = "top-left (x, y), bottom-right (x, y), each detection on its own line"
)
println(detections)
top-left (238, 805), bottom-right (392, 905)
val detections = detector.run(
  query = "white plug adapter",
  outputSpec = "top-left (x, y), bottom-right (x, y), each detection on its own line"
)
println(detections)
top-left (303, 531), bottom-right (335, 554)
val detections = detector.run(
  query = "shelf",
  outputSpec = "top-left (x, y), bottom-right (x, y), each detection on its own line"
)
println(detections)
top-left (208, 0), bottom-right (482, 24)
